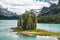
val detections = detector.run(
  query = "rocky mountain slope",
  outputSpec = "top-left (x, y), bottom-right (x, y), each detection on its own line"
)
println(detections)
top-left (0, 5), bottom-right (18, 19)
top-left (38, 0), bottom-right (60, 17)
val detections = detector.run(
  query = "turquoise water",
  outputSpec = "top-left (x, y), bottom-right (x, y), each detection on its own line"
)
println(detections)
top-left (0, 20), bottom-right (17, 30)
top-left (37, 23), bottom-right (60, 32)
top-left (0, 20), bottom-right (59, 40)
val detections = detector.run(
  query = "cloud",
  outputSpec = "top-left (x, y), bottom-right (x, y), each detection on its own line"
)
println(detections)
top-left (0, 0), bottom-right (58, 15)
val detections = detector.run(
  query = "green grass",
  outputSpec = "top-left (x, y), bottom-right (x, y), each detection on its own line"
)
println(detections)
top-left (11, 27), bottom-right (60, 36)
top-left (32, 29), bottom-right (60, 36)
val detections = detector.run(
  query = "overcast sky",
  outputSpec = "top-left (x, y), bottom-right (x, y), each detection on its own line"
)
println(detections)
top-left (0, 0), bottom-right (59, 15)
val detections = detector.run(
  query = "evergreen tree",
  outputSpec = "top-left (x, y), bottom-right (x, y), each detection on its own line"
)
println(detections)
top-left (17, 19), bottom-right (20, 29)
top-left (31, 13), bottom-right (37, 30)
top-left (18, 16), bottom-right (23, 29)
top-left (20, 16), bottom-right (23, 28)
top-left (23, 11), bottom-right (30, 30)
top-left (18, 11), bottom-right (37, 30)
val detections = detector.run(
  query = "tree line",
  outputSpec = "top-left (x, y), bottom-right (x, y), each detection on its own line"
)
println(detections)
top-left (37, 15), bottom-right (60, 23)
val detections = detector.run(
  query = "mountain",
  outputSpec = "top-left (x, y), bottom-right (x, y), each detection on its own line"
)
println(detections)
top-left (0, 5), bottom-right (19, 19)
top-left (36, 0), bottom-right (60, 23)
top-left (30, 9), bottom-right (41, 16)
top-left (38, 1), bottom-right (60, 17)
top-left (29, 4), bottom-right (59, 16)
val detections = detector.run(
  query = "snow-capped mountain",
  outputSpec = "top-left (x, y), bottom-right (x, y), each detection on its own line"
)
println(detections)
top-left (30, 0), bottom-right (60, 16)
top-left (0, 5), bottom-right (18, 19)
top-left (0, 0), bottom-right (58, 15)
top-left (0, 0), bottom-right (59, 19)
top-left (38, 0), bottom-right (60, 17)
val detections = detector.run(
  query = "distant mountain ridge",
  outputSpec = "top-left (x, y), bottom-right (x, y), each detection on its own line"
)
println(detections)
top-left (28, 1), bottom-right (60, 16)
top-left (0, 0), bottom-right (60, 19)
top-left (36, 1), bottom-right (60, 23)
top-left (38, 1), bottom-right (60, 17)
top-left (0, 5), bottom-right (18, 19)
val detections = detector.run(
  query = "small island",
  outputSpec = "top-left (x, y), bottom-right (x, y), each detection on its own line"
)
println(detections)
top-left (12, 27), bottom-right (60, 37)
top-left (12, 11), bottom-right (60, 37)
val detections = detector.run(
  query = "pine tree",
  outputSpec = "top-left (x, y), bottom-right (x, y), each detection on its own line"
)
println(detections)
top-left (31, 13), bottom-right (37, 30)
top-left (18, 16), bottom-right (23, 29)
top-left (23, 11), bottom-right (30, 30)
top-left (20, 16), bottom-right (23, 28)
top-left (18, 11), bottom-right (37, 30)
top-left (17, 19), bottom-right (20, 29)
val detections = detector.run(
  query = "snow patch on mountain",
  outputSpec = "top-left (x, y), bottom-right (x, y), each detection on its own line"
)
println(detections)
top-left (0, 0), bottom-right (59, 15)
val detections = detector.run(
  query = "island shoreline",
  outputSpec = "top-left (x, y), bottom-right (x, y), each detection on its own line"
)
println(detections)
top-left (11, 27), bottom-right (60, 37)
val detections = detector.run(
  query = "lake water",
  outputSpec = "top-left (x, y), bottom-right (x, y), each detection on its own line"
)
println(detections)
top-left (37, 23), bottom-right (60, 32)
top-left (0, 20), bottom-right (59, 40)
